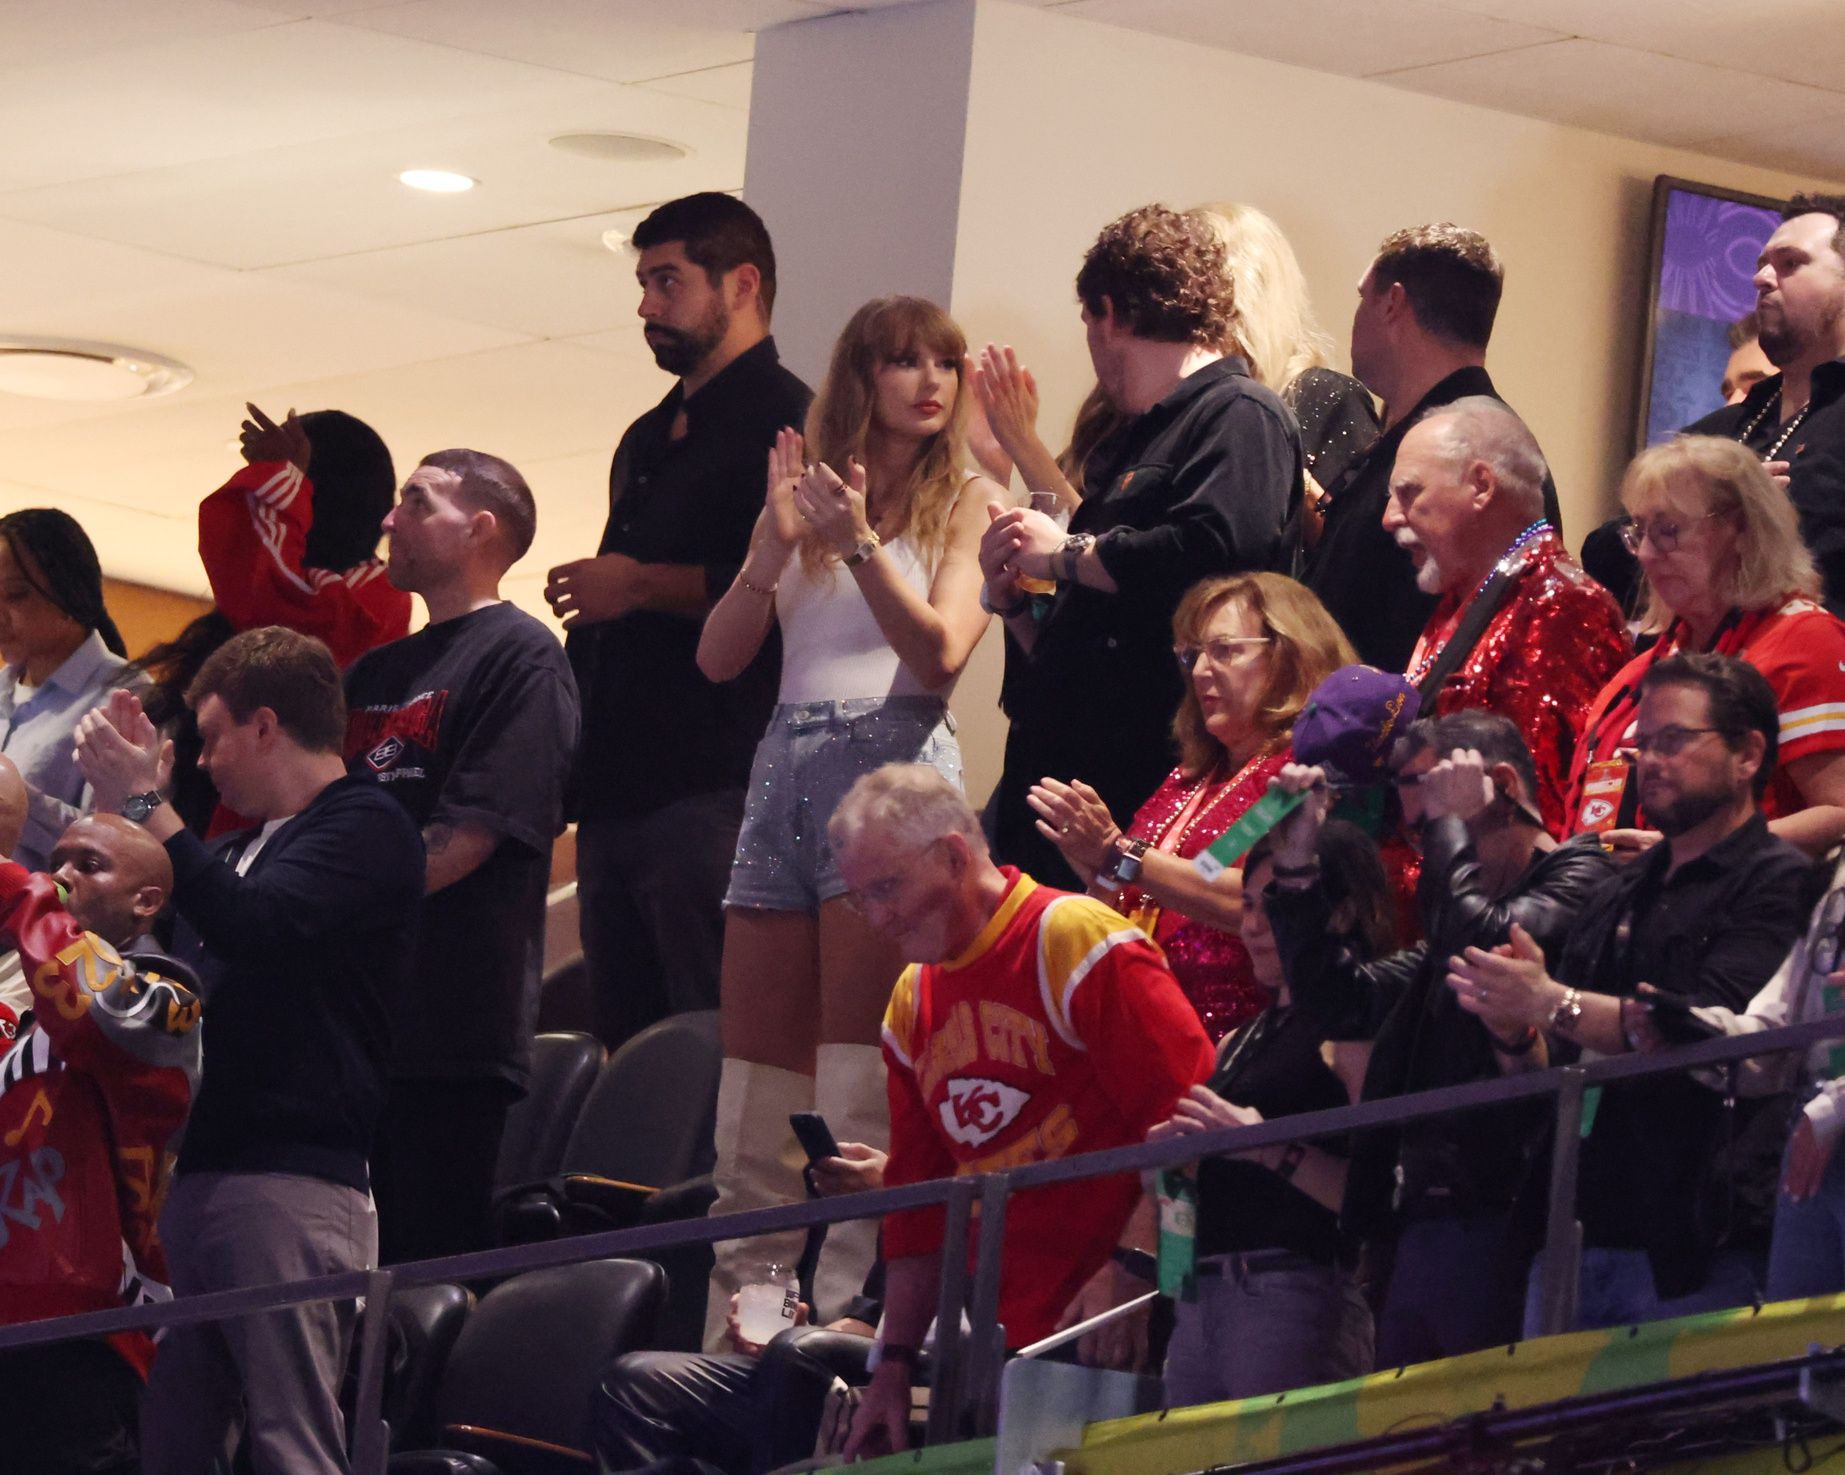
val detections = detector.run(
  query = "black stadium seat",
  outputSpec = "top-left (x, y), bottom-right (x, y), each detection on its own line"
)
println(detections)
top-left (495, 1011), bottom-right (721, 1242)
top-left (387, 1259), bottom-right (666, 1475)
top-left (493, 1032), bottom-right (604, 1193)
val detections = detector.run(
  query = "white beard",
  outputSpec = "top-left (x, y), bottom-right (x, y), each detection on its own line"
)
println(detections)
top-left (1396, 530), bottom-right (1445, 593)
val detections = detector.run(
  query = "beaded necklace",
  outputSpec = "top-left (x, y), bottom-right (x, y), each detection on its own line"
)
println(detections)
top-left (1408, 520), bottom-right (1550, 684)
top-left (1153, 732), bottom-right (1291, 857)
top-left (1739, 387), bottom-right (1811, 462)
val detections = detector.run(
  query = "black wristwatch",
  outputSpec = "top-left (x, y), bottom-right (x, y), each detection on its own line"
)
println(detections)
top-left (120, 791), bottom-right (163, 825)
top-left (1056, 532), bottom-right (1096, 581)
top-left (1100, 836), bottom-right (1148, 886)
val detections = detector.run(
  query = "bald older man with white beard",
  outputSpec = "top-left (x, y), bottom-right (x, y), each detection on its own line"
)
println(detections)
top-left (1384, 397), bottom-right (1630, 834)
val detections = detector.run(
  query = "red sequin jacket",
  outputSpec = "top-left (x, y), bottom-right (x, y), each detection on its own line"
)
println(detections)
top-left (1411, 529), bottom-right (1631, 836)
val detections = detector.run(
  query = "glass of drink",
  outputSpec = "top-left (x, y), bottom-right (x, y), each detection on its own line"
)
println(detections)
top-left (1017, 490), bottom-right (1071, 596)
top-left (735, 1263), bottom-right (797, 1346)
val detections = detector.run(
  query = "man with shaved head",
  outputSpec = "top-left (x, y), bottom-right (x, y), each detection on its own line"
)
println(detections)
top-left (0, 807), bottom-right (200, 1473)
top-left (49, 813), bottom-right (172, 948)
top-left (1384, 398), bottom-right (1630, 833)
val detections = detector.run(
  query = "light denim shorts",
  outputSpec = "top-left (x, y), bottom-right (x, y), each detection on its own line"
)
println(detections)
top-left (724, 695), bottom-right (962, 913)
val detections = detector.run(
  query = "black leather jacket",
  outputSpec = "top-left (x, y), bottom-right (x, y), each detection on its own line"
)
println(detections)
top-left (1270, 819), bottom-right (1615, 1232)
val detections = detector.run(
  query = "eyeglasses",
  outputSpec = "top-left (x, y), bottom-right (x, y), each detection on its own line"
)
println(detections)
top-left (1174, 636), bottom-right (1270, 672)
top-left (843, 839), bottom-right (943, 916)
top-left (1630, 725), bottom-right (1721, 758)
top-left (1617, 509), bottom-right (1728, 555)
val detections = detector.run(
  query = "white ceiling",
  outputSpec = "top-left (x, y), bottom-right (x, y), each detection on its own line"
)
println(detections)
top-left (2, 0), bottom-right (1841, 622)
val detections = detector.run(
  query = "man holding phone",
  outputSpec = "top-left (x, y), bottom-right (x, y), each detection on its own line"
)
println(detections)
top-left (827, 763), bottom-right (1213, 1459)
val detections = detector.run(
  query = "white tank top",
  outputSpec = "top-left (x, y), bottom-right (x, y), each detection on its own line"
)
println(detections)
top-left (776, 533), bottom-right (945, 703)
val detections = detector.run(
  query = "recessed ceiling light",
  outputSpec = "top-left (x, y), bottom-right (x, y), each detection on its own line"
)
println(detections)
top-left (398, 168), bottom-right (477, 193)
top-left (0, 339), bottom-right (192, 402)
top-left (601, 228), bottom-right (632, 254)
top-left (549, 133), bottom-right (687, 164)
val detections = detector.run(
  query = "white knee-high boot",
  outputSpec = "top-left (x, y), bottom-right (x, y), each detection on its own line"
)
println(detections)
top-left (810, 1042), bottom-right (891, 1323)
top-left (702, 1057), bottom-right (814, 1352)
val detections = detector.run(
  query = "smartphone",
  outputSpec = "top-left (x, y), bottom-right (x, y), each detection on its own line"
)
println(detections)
top-left (790, 1111), bottom-right (841, 1163)
top-left (1642, 991), bottom-right (1723, 1044)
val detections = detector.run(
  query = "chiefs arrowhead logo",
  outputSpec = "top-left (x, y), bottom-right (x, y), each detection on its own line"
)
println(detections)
top-left (366, 735), bottom-right (405, 773)
top-left (939, 1076), bottom-right (1030, 1147)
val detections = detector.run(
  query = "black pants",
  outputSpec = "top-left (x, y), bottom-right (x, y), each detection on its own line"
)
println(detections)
top-left (1, 1337), bottom-right (142, 1474)
top-left (592, 1327), bottom-right (874, 1475)
top-left (577, 791), bottom-right (743, 1051)
top-left (372, 1077), bottom-right (514, 1265)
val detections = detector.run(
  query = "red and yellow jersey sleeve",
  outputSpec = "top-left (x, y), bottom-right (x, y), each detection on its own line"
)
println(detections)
top-left (1747, 600), bottom-right (1845, 766)
top-left (881, 963), bottom-right (959, 1259)
top-left (1044, 895), bottom-right (1215, 1131)
top-left (199, 461), bottom-right (410, 669)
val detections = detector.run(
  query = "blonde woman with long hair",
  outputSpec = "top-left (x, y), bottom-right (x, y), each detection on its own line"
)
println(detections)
top-left (696, 296), bottom-right (1000, 1346)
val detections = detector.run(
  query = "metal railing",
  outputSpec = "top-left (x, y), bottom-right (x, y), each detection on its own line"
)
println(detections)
top-left (5, 1012), bottom-right (1844, 1471)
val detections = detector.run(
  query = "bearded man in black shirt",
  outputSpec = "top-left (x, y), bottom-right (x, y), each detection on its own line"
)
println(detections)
top-left (547, 193), bottom-right (812, 1049)
top-left (1450, 652), bottom-right (1811, 1334)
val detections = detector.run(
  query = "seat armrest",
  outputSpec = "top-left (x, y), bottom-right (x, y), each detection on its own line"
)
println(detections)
top-left (640, 1173), bottom-right (717, 1224)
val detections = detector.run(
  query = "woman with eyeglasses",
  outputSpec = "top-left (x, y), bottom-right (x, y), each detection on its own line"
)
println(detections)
top-left (1027, 573), bottom-right (1355, 1039)
top-left (1566, 435), bottom-right (1845, 856)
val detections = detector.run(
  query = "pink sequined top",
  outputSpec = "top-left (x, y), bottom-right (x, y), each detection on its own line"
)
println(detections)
top-left (1112, 750), bottom-right (1291, 1042)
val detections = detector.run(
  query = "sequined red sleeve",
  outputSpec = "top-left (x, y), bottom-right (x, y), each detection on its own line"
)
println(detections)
top-left (1475, 574), bottom-right (1632, 836)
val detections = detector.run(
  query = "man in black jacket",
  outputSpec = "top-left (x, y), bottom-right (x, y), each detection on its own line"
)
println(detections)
top-left (75, 627), bottom-right (424, 1475)
top-left (1450, 653), bottom-right (1810, 1334)
top-left (1686, 193), bottom-right (1845, 613)
top-left (1266, 710), bottom-right (1613, 1363)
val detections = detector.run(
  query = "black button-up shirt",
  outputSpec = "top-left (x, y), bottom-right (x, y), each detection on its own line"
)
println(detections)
top-left (1557, 812), bottom-right (1811, 1291)
top-left (1688, 358), bottom-right (1845, 614)
top-left (991, 355), bottom-right (1300, 887)
top-left (566, 337), bottom-right (812, 822)
top-left (1302, 366), bottom-right (1562, 673)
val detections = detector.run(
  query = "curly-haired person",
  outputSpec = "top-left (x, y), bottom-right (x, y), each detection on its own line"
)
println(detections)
top-left (984, 204), bottom-right (1305, 888)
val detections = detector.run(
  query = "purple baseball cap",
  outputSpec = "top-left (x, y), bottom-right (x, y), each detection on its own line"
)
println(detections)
top-left (1292, 665), bottom-right (1421, 785)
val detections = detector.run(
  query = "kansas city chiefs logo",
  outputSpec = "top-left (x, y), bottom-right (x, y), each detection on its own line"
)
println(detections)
top-left (939, 1077), bottom-right (1030, 1147)
top-left (366, 735), bottom-right (405, 773)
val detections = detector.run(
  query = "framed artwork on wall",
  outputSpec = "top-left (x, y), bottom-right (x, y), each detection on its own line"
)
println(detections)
top-left (1634, 175), bottom-right (1783, 452)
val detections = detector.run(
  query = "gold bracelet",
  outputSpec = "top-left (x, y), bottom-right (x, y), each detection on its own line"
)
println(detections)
top-left (738, 571), bottom-right (777, 598)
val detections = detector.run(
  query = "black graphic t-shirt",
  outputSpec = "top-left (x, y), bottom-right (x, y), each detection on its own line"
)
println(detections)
top-left (345, 601), bottom-right (580, 1089)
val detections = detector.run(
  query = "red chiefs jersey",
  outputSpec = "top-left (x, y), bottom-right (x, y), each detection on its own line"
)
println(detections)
top-left (880, 869), bottom-right (1214, 1347)
top-left (0, 868), bottom-right (200, 1377)
top-left (199, 460), bottom-right (410, 670)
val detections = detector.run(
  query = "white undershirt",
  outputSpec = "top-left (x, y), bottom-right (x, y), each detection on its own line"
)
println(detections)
top-left (234, 816), bottom-right (290, 876)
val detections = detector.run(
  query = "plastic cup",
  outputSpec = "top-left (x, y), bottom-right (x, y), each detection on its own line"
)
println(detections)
top-left (736, 1266), bottom-right (797, 1345)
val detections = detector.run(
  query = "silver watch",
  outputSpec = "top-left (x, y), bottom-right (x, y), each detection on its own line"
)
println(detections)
top-left (121, 790), bottom-right (163, 825)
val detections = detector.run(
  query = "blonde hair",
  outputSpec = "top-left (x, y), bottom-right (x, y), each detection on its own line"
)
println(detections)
top-left (803, 297), bottom-right (969, 574)
top-left (1171, 573), bottom-right (1358, 779)
top-left (1622, 434), bottom-right (1819, 633)
top-left (1190, 202), bottom-right (1335, 395)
